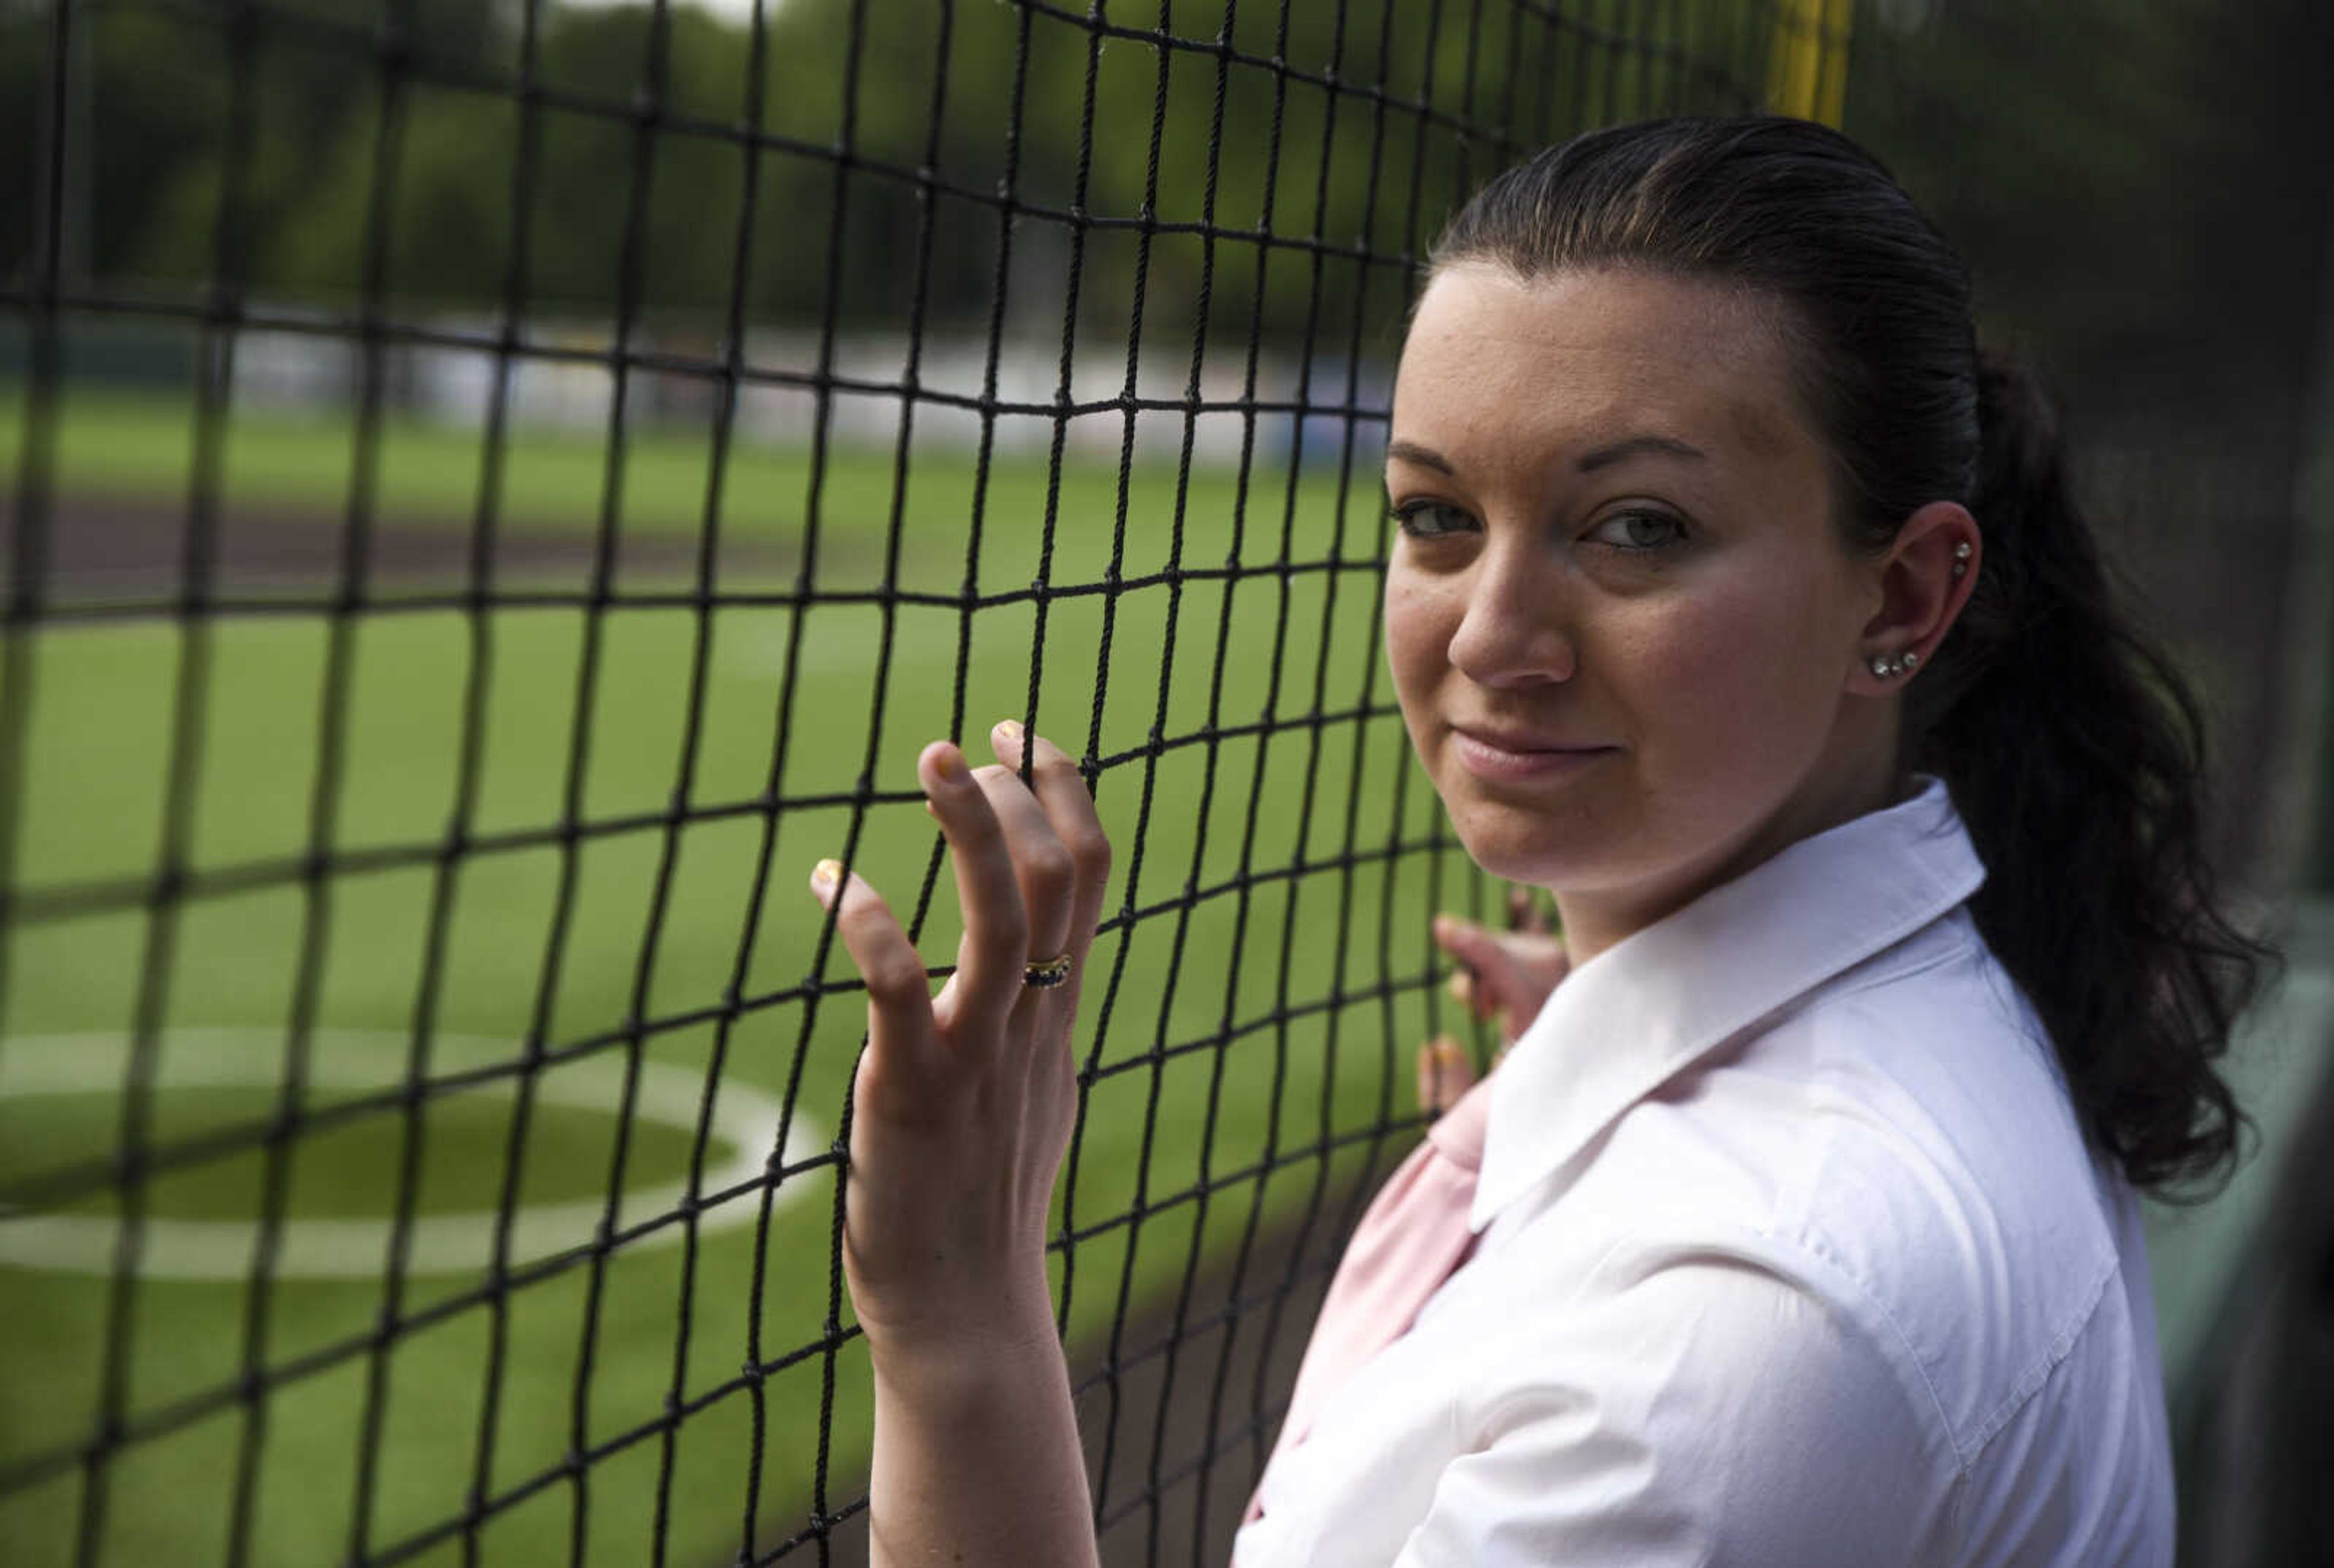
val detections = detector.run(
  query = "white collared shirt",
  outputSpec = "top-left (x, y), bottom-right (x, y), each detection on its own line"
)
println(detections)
top-left (1231, 778), bottom-right (2173, 1567)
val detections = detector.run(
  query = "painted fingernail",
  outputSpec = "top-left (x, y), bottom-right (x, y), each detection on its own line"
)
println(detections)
top-left (932, 743), bottom-right (968, 784)
top-left (810, 859), bottom-right (843, 907)
top-left (994, 718), bottom-right (1024, 748)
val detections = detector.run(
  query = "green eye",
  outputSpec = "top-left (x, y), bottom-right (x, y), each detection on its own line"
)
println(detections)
top-left (1586, 510), bottom-right (1687, 551)
top-left (1390, 500), bottom-right (1477, 539)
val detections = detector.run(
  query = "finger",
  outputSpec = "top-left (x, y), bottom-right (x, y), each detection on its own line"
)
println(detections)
top-left (1436, 912), bottom-right (1541, 985)
top-left (1416, 1035), bottom-right (1476, 1115)
top-left (915, 741), bottom-right (1031, 1028)
top-left (1434, 914), bottom-right (1513, 1001)
top-left (1432, 912), bottom-right (1480, 958)
top-left (811, 858), bottom-right (940, 1073)
top-left (957, 723), bottom-right (1083, 966)
top-left (963, 755), bottom-right (1079, 975)
top-left (1486, 929), bottom-right (1569, 1042)
top-left (991, 721), bottom-right (1112, 957)
top-left (1445, 965), bottom-right (1499, 1025)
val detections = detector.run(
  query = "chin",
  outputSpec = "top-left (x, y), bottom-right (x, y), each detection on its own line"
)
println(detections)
top-left (1444, 804), bottom-right (1623, 893)
top-left (1439, 768), bottom-right (1715, 903)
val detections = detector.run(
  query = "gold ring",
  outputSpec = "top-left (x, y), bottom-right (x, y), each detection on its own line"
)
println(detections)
top-left (1023, 953), bottom-right (1073, 989)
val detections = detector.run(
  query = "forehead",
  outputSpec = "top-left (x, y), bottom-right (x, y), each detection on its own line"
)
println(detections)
top-left (1391, 264), bottom-right (1811, 474)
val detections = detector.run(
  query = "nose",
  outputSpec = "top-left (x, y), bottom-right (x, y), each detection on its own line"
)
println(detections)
top-left (1445, 533), bottom-right (1577, 689)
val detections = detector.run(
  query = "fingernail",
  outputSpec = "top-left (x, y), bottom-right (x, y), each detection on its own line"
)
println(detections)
top-left (933, 743), bottom-right (968, 783)
top-left (1418, 1036), bottom-right (1470, 1110)
top-left (810, 858), bottom-right (843, 906)
top-left (994, 718), bottom-right (1024, 748)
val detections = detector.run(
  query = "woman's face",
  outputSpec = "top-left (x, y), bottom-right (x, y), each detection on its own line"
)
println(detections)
top-left (1384, 264), bottom-right (1895, 954)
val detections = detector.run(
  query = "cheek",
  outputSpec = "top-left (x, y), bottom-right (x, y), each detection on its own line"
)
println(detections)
top-left (1622, 574), bottom-right (1843, 776)
top-left (1382, 570), bottom-right (1450, 720)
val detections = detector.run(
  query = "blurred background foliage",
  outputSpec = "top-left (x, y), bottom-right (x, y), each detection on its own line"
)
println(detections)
top-left (1857, 0), bottom-right (2330, 472)
top-left (0, 0), bottom-right (1783, 342)
top-left (4, 0), bottom-right (2324, 401)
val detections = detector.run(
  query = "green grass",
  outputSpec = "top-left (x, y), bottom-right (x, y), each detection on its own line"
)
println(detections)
top-left (0, 388), bottom-right (1485, 1567)
top-left (5, 1081), bottom-right (706, 1222)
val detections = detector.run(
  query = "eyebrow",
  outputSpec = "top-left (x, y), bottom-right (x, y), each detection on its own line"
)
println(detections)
top-left (1385, 438), bottom-right (1452, 474)
top-left (1383, 433), bottom-right (1709, 477)
top-left (1574, 434), bottom-right (1708, 472)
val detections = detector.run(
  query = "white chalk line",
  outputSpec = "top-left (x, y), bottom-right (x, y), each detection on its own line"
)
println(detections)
top-left (0, 1028), bottom-right (822, 1281)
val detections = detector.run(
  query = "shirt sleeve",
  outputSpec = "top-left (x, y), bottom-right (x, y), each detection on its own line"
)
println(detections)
top-left (1391, 1240), bottom-right (1961, 1568)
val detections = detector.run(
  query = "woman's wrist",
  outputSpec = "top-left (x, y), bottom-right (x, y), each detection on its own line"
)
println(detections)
top-left (864, 1292), bottom-right (1100, 1568)
top-left (866, 1292), bottom-right (1065, 1409)
top-left (868, 1316), bottom-right (1059, 1400)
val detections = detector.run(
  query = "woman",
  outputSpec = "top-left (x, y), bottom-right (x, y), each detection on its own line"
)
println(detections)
top-left (806, 116), bottom-right (2266, 1566)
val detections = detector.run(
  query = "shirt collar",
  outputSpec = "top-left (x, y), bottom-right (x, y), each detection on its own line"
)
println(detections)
top-left (1468, 775), bottom-right (1987, 1233)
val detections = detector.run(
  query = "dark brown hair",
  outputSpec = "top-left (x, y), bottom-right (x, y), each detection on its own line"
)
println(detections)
top-left (1430, 115), bottom-right (2269, 1198)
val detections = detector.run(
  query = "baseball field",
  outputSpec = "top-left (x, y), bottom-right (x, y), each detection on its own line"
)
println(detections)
top-left (0, 387), bottom-right (1475, 1567)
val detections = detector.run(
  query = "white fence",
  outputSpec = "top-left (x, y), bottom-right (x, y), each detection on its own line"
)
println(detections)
top-left (224, 320), bottom-right (1391, 470)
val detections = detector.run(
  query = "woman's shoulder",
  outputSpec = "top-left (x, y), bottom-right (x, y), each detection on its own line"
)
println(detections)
top-left (1433, 905), bottom-right (2174, 1559)
top-left (1643, 910), bottom-right (2136, 1450)
top-left (1496, 910), bottom-right (2136, 1451)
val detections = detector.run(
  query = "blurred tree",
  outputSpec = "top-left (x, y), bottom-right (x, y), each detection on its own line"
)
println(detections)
top-left (2, 0), bottom-right (1766, 344)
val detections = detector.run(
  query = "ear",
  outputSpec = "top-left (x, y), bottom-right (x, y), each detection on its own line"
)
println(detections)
top-left (1850, 500), bottom-right (1980, 696)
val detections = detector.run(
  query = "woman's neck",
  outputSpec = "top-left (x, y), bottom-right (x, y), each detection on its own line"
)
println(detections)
top-left (1552, 746), bottom-right (1907, 968)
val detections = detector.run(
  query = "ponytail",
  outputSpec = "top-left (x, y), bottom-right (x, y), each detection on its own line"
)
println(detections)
top-left (1909, 351), bottom-right (2270, 1198)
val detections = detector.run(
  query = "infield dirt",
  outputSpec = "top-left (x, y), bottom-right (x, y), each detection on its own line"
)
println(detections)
top-left (1, 492), bottom-right (801, 606)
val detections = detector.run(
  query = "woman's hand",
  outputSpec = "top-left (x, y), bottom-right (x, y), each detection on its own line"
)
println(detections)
top-left (1416, 892), bottom-right (1569, 1113)
top-left (810, 720), bottom-right (1110, 1372)
top-left (812, 722), bottom-right (1110, 1568)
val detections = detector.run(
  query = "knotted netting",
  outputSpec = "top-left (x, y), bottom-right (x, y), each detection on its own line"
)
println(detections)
top-left (0, 2), bottom-right (1822, 1564)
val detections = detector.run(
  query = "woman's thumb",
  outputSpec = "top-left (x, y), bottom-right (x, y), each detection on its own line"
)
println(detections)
top-left (1434, 914), bottom-right (1516, 1009)
top-left (1432, 912), bottom-right (1495, 966)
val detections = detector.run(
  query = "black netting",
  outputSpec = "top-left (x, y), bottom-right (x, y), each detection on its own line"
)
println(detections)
top-left (0, 4), bottom-right (1778, 1564)
top-left (21, 1), bottom-right (2326, 1566)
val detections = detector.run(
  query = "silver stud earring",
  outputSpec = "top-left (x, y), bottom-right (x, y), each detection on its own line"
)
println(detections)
top-left (1951, 539), bottom-right (1973, 580)
top-left (1867, 650), bottom-right (1920, 680)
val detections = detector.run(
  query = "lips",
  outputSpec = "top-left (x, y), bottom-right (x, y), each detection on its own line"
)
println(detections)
top-left (1449, 724), bottom-right (1613, 755)
top-left (1447, 725), bottom-right (1618, 784)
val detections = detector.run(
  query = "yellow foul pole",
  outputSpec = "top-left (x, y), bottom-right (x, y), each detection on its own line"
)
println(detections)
top-left (1768, 0), bottom-right (1856, 128)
